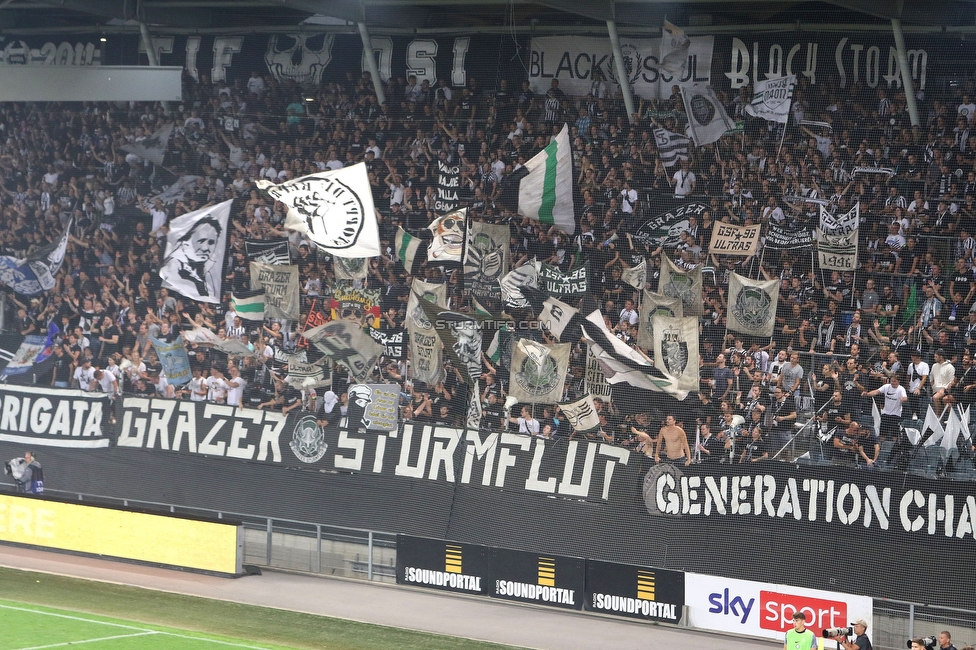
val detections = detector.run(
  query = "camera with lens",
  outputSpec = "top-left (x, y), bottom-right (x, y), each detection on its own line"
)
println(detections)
top-left (906, 637), bottom-right (937, 649)
top-left (824, 627), bottom-right (853, 638)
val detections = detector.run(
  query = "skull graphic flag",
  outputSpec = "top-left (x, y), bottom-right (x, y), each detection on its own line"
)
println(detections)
top-left (727, 272), bottom-right (779, 338)
top-left (509, 339), bottom-right (570, 404)
top-left (256, 163), bottom-right (380, 258)
top-left (463, 220), bottom-right (510, 304)
top-left (651, 315), bottom-right (700, 394)
top-left (428, 208), bottom-right (466, 263)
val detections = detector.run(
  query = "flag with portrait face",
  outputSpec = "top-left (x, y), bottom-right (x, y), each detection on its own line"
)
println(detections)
top-left (160, 200), bottom-right (232, 304)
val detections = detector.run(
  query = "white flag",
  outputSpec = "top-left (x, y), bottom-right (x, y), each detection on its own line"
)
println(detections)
top-left (519, 124), bottom-right (575, 235)
top-left (121, 123), bottom-right (173, 166)
top-left (509, 339), bottom-right (570, 404)
top-left (659, 255), bottom-right (702, 317)
top-left (257, 163), bottom-right (380, 258)
top-left (499, 262), bottom-right (538, 308)
top-left (160, 200), bottom-right (232, 304)
top-left (660, 21), bottom-right (691, 76)
top-left (943, 407), bottom-right (962, 452)
top-left (726, 273), bottom-right (780, 338)
top-left (621, 260), bottom-right (647, 290)
top-left (653, 128), bottom-right (690, 167)
top-left (652, 315), bottom-right (700, 394)
top-left (540, 295), bottom-right (579, 342)
top-left (680, 84), bottom-right (735, 147)
top-left (744, 75), bottom-right (796, 124)
top-left (406, 279), bottom-right (447, 386)
top-left (922, 405), bottom-right (945, 447)
top-left (637, 291), bottom-right (682, 351)
top-left (559, 394), bottom-right (601, 433)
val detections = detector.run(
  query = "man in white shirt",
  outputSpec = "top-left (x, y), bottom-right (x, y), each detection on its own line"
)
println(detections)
top-left (185, 367), bottom-right (208, 402)
top-left (205, 368), bottom-right (229, 404)
top-left (861, 373), bottom-right (907, 442)
top-left (509, 406), bottom-right (540, 436)
top-left (225, 366), bottom-right (246, 407)
top-left (906, 350), bottom-right (929, 419)
top-left (959, 94), bottom-right (976, 122)
top-left (930, 348), bottom-right (955, 415)
top-left (672, 161), bottom-right (696, 198)
top-left (150, 372), bottom-right (175, 399)
top-left (620, 181), bottom-right (637, 215)
top-left (246, 71), bottom-right (266, 97)
top-left (762, 196), bottom-right (785, 223)
top-left (619, 299), bottom-right (639, 326)
top-left (73, 359), bottom-right (95, 391)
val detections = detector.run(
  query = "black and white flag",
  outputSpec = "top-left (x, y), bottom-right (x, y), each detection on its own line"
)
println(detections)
top-left (727, 273), bottom-right (779, 338)
top-left (499, 262), bottom-right (538, 308)
top-left (302, 320), bottom-right (384, 385)
top-left (121, 123), bottom-right (173, 166)
top-left (257, 163), bottom-right (380, 258)
top-left (653, 128), bottom-right (690, 167)
top-left (0, 219), bottom-right (71, 296)
top-left (651, 315), bottom-right (700, 394)
top-left (509, 339), bottom-right (570, 404)
top-left (559, 394), bottom-right (601, 434)
top-left (765, 224), bottom-right (814, 251)
top-left (636, 291), bottom-right (683, 350)
top-left (245, 239), bottom-right (290, 265)
top-left (680, 84), bottom-right (735, 147)
top-left (464, 221), bottom-right (510, 304)
top-left (160, 200), bottom-right (232, 304)
top-left (434, 160), bottom-right (461, 214)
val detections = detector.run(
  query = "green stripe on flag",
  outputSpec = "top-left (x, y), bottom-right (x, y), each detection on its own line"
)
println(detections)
top-left (397, 230), bottom-right (413, 262)
top-left (234, 301), bottom-right (264, 313)
top-left (537, 140), bottom-right (559, 226)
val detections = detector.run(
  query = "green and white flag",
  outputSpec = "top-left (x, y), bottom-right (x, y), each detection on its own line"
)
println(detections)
top-left (727, 272), bottom-right (779, 337)
top-left (636, 291), bottom-right (682, 350)
top-left (509, 339), bottom-right (571, 404)
top-left (518, 124), bottom-right (575, 235)
top-left (659, 255), bottom-right (703, 317)
top-left (395, 227), bottom-right (424, 274)
top-left (651, 315), bottom-right (700, 394)
top-left (232, 288), bottom-right (266, 321)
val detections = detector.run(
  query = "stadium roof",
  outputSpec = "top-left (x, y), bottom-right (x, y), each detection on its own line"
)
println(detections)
top-left (1, 0), bottom-right (974, 34)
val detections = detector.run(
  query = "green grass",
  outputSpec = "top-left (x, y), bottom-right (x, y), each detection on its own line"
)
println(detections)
top-left (0, 568), bottom-right (525, 650)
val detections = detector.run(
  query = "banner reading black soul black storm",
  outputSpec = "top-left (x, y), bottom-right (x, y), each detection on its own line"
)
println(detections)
top-left (585, 560), bottom-right (685, 623)
top-left (397, 535), bottom-right (490, 595)
top-left (490, 547), bottom-right (584, 610)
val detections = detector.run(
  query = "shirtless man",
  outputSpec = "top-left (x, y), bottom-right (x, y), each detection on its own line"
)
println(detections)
top-left (655, 415), bottom-right (692, 466)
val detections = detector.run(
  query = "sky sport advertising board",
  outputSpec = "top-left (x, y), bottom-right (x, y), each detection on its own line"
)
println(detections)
top-left (396, 535), bottom-right (489, 596)
top-left (684, 573), bottom-right (872, 641)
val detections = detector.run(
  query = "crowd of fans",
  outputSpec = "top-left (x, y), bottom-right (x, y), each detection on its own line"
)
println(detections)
top-left (2, 59), bottom-right (976, 475)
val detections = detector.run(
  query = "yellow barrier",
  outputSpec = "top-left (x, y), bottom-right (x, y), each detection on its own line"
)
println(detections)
top-left (0, 494), bottom-right (241, 575)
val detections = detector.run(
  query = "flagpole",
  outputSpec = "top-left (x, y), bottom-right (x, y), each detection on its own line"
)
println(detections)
top-left (776, 120), bottom-right (788, 162)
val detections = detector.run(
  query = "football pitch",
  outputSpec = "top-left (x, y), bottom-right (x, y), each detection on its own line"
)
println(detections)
top-left (0, 568), bottom-right (524, 650)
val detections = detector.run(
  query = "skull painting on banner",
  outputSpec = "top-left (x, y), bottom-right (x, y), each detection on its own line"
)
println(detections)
top-left (264, 34), bottom-right (335, 85)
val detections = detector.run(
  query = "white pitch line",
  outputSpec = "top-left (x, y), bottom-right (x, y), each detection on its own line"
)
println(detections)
top-left (0, 602), bottom-right (275, 650)
top-left (14, 631), bottom-right (158, 650)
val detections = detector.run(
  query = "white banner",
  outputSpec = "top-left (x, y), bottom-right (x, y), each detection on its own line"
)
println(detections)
top-left (659, 255), bottom-right (702, 317)
top-left (685, 573), bottom-right (872, 642)
top-left (637, 291), bottom-right (682, 350)
top-left (819, 203), bottom-right (860, 236)
top-left (726, 273), bottom-right (780, 338)
top-left (817, 229), bottom-right (858, 271)
top-left (407, 279), bottom-right (447, 386)
top-left (249, 262), bottom-right (300, 320)
top-left (708, 223), bottom-right (761, 256)
top-left (651, 315), bottom-right (699, 394)
top-left (509, 340), bottom-right (570, 404)
top-left (160, 200), bottom-right (232, 304)
top-left (257, 163), bottom-right (380, 258)
top-left (744, 74), bottom-right (795, 123)
top-left (528, 36), bottom-right (713, 100)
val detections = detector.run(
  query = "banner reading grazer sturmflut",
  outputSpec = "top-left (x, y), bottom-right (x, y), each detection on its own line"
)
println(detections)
top-left (250, 262), bottom-right (300, 321)
top-left (0, 384), bottom-right (108, 448)
top-left (708, 223), bottom-right (761, 256)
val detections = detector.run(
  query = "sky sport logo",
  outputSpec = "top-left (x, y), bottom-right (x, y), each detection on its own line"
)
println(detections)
top-left (495, 556), bottom-right (576, 605)
top-left (401, 543), bottom-right (482, 592)
top-left (591, 569), bottom-right (679, 621)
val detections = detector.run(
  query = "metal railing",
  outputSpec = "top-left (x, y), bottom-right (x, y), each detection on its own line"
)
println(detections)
top-left (873, 598), bottom-right (976, 650)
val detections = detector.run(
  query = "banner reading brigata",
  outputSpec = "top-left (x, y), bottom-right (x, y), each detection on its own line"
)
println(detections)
top-left (0, 384), bottom-right (108, 448)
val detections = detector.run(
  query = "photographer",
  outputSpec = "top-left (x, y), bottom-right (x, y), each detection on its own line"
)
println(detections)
top-left (3, 451), bottom-right (44, 494)
top-left (831, 619), bottom-right (872, 650)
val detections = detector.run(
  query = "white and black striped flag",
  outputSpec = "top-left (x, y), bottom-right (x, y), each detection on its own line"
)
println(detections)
top-left (653, 128), bottom-right (690, 167)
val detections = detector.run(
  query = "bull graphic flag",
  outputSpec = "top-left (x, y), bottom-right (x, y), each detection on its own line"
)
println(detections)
top-left (744, 75), bottom-right (796, 124)
top-left (518, 124), bottom-right (575, 235)
top-left (244, 239), bottom-right (290, 265)
top-left (621, 261), bottom-right (647, 290)
top-left (637, 291), bottom-right (683, 350)
top-left (301, 320), bottom-right (384, 385)
top-left (0, 219), bottom-right (71, 296)
top-left (653, 128), bottom-right (690, 167)
top-left (121, 123), bottom-right (173, 166)
top-left (428, 209), bottom-right (466, 263)
top-left (395, 226), bottom-right (426, 275)
top-left (418, 299), bottom-right (484, 388)
top-left (651, 315), bottom-right (699, 394)
top-left (509, 339), bottom-right (570, 404)
top-left (727, 273), bottom-right (779, 337)
top-left (499, 262), bottom-right (538, 309)
top-left (231, 288), bottom-right (266, 321)
top-left (559, 394), bottom-right (601, 434)
top-left (406, 278), bottom-right (447, 385)
top-left (250, 262), bottom-right (300, 321)
top-left (580, 304), bottom-right (688, 400)
top-left (160, 200), bottom-right (232, 304)
top-left (659, 255), bottom-right (702, 317)
top-left (680, 84), bottom-right (735, 147)
top-left (257, 163), bottom-right (380, 258)
top-left (464, 220), bottom-right (510, 304)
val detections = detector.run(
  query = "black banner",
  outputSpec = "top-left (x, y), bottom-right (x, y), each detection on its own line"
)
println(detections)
top-left (584, 560), bottom-right (684, 623)
top-left (489, 547), bottom-right (584, 610)
top-left (396, 535), bottom-right (489, 595)
top-left (635, 201), bottom-right (710, 247)
top-left (0, 385), bottom-right (108, 449)
top-left (764, 224), bottom-right (814, 251)
top-left (245, 239), bottom-right (290, 265)
top-left (434, 160), bottom-right (460, 214)
top-left (368, 327), bottom-right (406, 359)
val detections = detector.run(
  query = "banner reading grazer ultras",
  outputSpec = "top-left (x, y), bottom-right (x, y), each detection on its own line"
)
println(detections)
top-left (584, 560), bottom-right (684, 623)
top-left (396, 535), bottom-right (490, 595)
